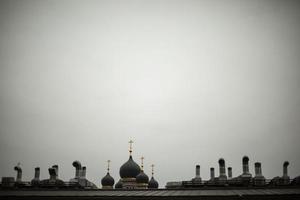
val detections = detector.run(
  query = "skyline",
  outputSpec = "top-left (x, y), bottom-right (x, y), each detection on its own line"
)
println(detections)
top-left (1, 139), bottom-right (299, 187)
top-left (1, 0), bottom-right (300, 188)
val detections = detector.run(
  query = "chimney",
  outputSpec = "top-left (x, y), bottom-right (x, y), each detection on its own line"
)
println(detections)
top-left (49, 168), bottom-right (56, 180)
top-left (72, 161), bottom-right (82, 179)
top-left (34, 167), bottom-right (40, 180)
top-left (253, 162), bottom-right (265, 186)
top-left (228, 167), bottom-right (232, 179)
top-left (81, 166), bottom-right (86, 178)
top-left (218, 158), bottom-right (226, 179)
top-left (210, 168), bottom-right (215, 180)
top-left (195, 165), bottom-right (200, 178)
top-left (255, 162), bottom-right (262, 177)
top-left (242, 156), bottom-right (250, 174)
top-left (14, 166), bottom-right (22, 183)
top-left (52, 165), bottom-right (58, 179)
top-left (283, 161), bottom-right (289, 177)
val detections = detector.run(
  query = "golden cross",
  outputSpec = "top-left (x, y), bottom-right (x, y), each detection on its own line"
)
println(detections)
top-left (129, 140), bottom-right (133, 155)
top-left (107, 160), bottom-right (111, 172)
top-left (141, 156), bottom-right (144, 170)
top-left (151, 164), bottom-right (155, 176)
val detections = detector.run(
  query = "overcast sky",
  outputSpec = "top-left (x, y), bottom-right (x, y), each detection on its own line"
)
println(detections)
top-left (0, 0), bottom-right (300, 188)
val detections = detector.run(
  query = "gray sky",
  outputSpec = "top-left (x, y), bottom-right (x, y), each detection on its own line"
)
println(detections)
top-left (0, 0), bottom-right (300, 188)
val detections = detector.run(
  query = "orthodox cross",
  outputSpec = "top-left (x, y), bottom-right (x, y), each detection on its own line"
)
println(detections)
top-left (107, 160), bottom-right (111, 173)
top-left (151, 164), bottom-right (155, 177)
top-left (140, 156), bottom-right (144, 170)
top-left (129, 140), bottom-right (133, 155)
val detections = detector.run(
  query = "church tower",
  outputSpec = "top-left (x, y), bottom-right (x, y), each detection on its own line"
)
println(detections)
top-left (119, 140), bottom-right (140, 189)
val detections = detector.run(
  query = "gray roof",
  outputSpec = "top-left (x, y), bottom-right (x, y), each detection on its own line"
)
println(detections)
top-left (1, 188), bottom-right (300, 197)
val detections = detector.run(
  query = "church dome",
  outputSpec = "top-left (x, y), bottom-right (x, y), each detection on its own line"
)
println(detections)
top-left (148, 177), bottom-right (159, 188)
top-left (136, 170), bottom-right (149, 183)
top-left (119, 155), bottom-right (140, 178)
top-left (115, 179), bottom-right (123, 188)
top-left (101, 173), bottom-right (115, 186)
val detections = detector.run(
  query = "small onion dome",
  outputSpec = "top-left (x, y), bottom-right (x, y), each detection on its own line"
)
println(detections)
top-left (101, 172), bottom-right (115, 187)
top-left (119, 155), bottom-right (140, 178)
top-left (115, 179), bottom-right (123, 188)
top-left (148, 177), bottom-right (158, 188)
top-left (136, 170), bottom-right (149, 183)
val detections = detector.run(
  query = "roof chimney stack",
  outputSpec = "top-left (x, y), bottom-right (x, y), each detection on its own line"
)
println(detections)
top-left (49, 168), bottom-right (56, 180)
top-left (218, 158), bottom-right (227, 180)
top-left (228, 167), bottom-right (232, 179)
top-left (242, 156), bottom-right (249, 174)
top-left (210, 167), bottom-right (215, 180)
top-left (31, 167), bottom-right (40, 186)
top-left (72, 161), bottom-right (82, 179)
top-left (281, 161), bottom-right (290, 185)
top-left (192, 165), bottom-right (202, 183)
top-left (14, 165), bottom-right (22, 183)
top-left (255, 162), bottom-right (262, 177)
top-left (253, 162), bottom-right (265, 186)
top-left (241, 156), bottom-right (252, 178)
top-left (283, 161), bottom-right (289, 177)
top-left (34, 167), bottom-right (40, 179)
top-left (52, 165), bottom-right (58, 179)
top-left (82, 166), bottom-right (86, 178)
top-left (195, 165), bottom-right (200, 178)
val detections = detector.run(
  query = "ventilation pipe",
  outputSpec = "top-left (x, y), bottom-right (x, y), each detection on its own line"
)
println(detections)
top-left (210, 168), bottom-right (215, 180)
top-left (195, 165), bottom-right (200, 178)
top-left (255, 162), bottom-right (262, 177)
top-left (283, 161), bottom-right (289, 177)
top-left (228, 167), bottom-right (232, 179)
top-left (82, 166), bottom-right (86, 178)
top-left (52, 165), bottom-right (59, 179)
top-left (72, 161), bottom-right (82, 179)
top-left (242, 156), bottom-right (250, 174)
top-left (14, 166), bottom-right (22, 183)
top-left (34, 167), bottom-right (40, 180)
top-left (218, 158), bottom-right (226, 179)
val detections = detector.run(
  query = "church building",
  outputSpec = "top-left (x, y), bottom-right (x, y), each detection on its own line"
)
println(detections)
top-left (101, 140), bottom-right (159, 189)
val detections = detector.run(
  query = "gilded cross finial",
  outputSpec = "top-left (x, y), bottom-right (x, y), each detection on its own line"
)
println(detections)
top-left (129, 140), bottom-right (133, 155)
top-left (107, 160), bottom-right (111, 173)
top-left (140, 156), bottom-right (144, 170)
top-left (151, 164), bottom-right (155, 176)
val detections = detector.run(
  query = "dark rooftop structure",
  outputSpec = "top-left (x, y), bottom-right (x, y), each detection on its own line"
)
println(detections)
top-left (1, 141), bottom-right (300, 199)
top-left (1, 188), bottom-right (300, 200)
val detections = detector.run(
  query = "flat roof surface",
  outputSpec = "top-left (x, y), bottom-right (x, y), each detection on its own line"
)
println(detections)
top-left (1, 188), bottom-right (300, 197)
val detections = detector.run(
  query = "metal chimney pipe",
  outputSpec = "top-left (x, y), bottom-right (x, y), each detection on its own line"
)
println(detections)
top-left (283, 161), bottom-right (289, 177)
top-left (255, 162), bottom-right (262, 176)
top-left (210, 167), bottom-right (215, 179)
top-left (52, 165), bottom-right (58, 179)
top-left (195, 165), bottom-right (200, 178)
top-left (228, 167), bottom-right (232, 178)
top-left (218, 158), bottom-right (226, 177)
top-left (242, 156), bottom-right (250, 174)
top-left (34, 167), bottom-right (40, 180)
top-left (82, 166), bottom-right (86, 178)
top-left (72, 161), bottom-right (82, 179)
top-left (14, 166), bottom-right (22, 183)
top-left (49, 168), bottom-right (56, 180)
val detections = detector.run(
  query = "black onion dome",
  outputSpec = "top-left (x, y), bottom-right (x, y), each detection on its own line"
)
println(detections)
top-left (148, 177), bottom-right (158, 188)
top-left (136, 170), bottom-right (149, 183)
top-left (119, 155), bottom-right (140, 178)
top-left (115, 179), bottom-right (123, 188)
top-left (101, 173), bottom-right (115, 186)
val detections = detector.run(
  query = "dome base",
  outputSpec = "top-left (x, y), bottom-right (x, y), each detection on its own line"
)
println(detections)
top-left (121, 178), bottom-right (138, 189)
